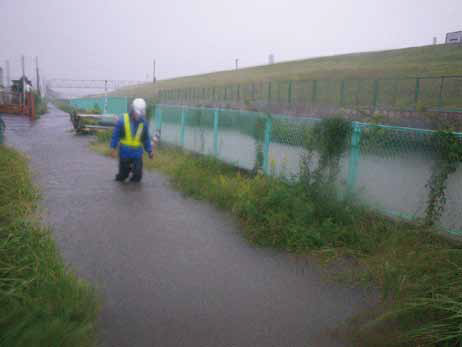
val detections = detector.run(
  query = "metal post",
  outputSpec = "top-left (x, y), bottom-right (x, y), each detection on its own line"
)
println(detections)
top-left (263, 116), bottom-right (273, 175)
top-left (288, 80), bottom-right (292, 106)
top-left (372, 80), bottom-right (379, 111)
top-left (21, 55), bottom-right (26, 107)
top-left (35, 56), bottom-right (41, 96)
top-left (180, 107), bottom-right (186, 147)
top-left (268, 81), bottom-right (272, 103)
top-left (237, 84), bottom-right (240, 101)
top-left (312, 80), bottom-right (317, 104)
top-left (213, 109), bottom-right (219, 156)
top-left (340, 80), bottom-right (345, 106)
top-left (347, 122), bottom-right (362, 194)
top-left (438, 76), bottom-right (445, 109)
top-left (5, 60), bottom-right (10, 89)
top-left (414, 78), bottom-right (421, 110)
top-left (103, 80), bottom-right (108, 114)
top-left (153, 60), bottom-right (157, 83)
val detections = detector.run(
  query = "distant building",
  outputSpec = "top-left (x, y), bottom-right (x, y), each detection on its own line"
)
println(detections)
top-left (446, 31), bottom-right (462, 44)
top-left (268, 54), bottom-right (275, 64)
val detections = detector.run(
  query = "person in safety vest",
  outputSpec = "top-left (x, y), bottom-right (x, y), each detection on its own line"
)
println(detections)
top-left (110, 98), bottom-right (153, 182)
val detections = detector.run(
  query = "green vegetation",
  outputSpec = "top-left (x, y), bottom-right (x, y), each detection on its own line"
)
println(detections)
top-left (52, 99), bottom-right (76, 114)
top-left (33, 92), bottom-right (48, 116)
top-left (52, 99), bottom-right (102, 115)
top-left (92, 127), bottom-right (462, 346)
top-left (0, 145), bottom-right (99, 347)
top-left (425, 130), bottom-right (462, 225)
top-left (110, 44), bottom-right (462, 101)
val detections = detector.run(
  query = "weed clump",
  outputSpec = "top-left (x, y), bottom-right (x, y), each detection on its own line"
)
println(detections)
top-left (0, 145), bottom-right (99, 347)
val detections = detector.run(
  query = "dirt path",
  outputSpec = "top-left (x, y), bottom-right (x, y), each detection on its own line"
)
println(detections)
top-left (3, 106), bottom-right (376, 347)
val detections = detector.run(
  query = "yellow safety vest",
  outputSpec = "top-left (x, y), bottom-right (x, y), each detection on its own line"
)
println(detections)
top-left (120, 113), bottom-right (144, 148)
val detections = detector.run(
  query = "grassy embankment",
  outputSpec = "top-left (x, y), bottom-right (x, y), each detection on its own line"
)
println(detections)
top-left (0, 145), bottom-right (98, 346)
top-left (92, 128), bottom-right (462, 347)
top-left (110, 44), bottom-right (462, 101)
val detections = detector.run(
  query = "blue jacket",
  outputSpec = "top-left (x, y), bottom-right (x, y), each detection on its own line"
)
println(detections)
top-left (110, 115), bottom-right (152, 159)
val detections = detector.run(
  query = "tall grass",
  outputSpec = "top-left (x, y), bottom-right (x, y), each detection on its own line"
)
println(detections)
top-left (33, 92), bottom-right (48, 116)
top-left (90, 133), bottom-right (462, 346)
top-left (0, 145), bottom-right (99, 347)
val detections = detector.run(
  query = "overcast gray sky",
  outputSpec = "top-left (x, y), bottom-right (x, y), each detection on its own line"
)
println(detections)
top-left (1, 0), bottom-right (462, 85)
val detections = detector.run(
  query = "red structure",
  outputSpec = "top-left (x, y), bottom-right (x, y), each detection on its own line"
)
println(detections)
top-left (0, 91), bottom-right (35, 120)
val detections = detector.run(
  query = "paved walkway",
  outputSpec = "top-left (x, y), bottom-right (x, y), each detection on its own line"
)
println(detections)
top-left (3, 106), bottom-right (376, 347)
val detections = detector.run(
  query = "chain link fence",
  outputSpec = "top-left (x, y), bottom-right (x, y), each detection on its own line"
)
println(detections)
top-left (152, 104), bottom-right (462, 234)
top-left (69, 97), bottom-right (128, 116)
top-left (159, 76), bottom-right (462, 113)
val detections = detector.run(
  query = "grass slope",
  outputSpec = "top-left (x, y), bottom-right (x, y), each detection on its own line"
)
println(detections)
top-left (0, 145), bottom-right (99, 347)
top-left (111, 44), bottom-right (462, 99)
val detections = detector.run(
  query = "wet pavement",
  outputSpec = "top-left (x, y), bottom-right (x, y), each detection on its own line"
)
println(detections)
top-left (3, 106), bottom-right (377, 347)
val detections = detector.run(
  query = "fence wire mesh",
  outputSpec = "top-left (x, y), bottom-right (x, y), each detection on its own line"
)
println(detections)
top-left (69, 97), bottom-right (128, 116)
top-left (160, 76), bottom-right (462, 112)
top-left (153, 104), bottom-right (462, 234)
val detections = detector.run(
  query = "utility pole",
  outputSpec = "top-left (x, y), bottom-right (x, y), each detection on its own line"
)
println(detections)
top-left (235, 58), bottom-right (239, 70)
top-left (103, 80), bottom-right (108, 114)
top-left (21, 55), bottom-right (26, 105)
top-left (35, 56), bottom-right (41, 96)
top-left (5, 60), bottom-right (10, 89)
top-left (153, 59), bottom-right (156, 83)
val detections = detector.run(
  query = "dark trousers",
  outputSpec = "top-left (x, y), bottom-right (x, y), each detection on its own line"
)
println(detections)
top-left (116, 157), bottom-right (143, 182)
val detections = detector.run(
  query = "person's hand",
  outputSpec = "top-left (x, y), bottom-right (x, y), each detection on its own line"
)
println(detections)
top-left (110, 149), bottom-right (117, 158)
top-left (148, 152), bottom-right (154, 160)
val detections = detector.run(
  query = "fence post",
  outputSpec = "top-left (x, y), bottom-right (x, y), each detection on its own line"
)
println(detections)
top-left (268, 81), bottom-right (272, 103)
top-left (213, 109), bottom-right (219, 156)
top-left (237, 84), bottom-right (240, 101)
top-left (414, 78), bottom-right (421, 110)
top-left (372, 80), bottom-right (379, 111)
top-left (438, 77), bottom-right (445, 109)
top-left (263, 116), bottom-right (273, 175)
top-left (340, 80), bottom-right (345, 106)
top-left (180, 107), bottom-right (186, 147)
top-left (312, 80), bottom-right (318, 104)
top-left (30, 93), bottom-right (35, 120)
top-left (347, 122), bottom-right (362, 194)
top-left (288, 80), bottom-right (293, 106)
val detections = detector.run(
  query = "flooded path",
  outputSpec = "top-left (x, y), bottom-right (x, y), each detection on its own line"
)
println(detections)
top-left (3, 106), bottom-right (376, 347)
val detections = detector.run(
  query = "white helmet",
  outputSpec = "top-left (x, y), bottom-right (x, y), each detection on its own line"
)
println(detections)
top-left (132, 98), bottom-right (146, 117)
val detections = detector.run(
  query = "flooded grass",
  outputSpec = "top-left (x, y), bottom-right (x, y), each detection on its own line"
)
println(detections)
top-left (0, 145), bottom-right (99, 347)
top-left (91, 136), bottom-right (462, 346)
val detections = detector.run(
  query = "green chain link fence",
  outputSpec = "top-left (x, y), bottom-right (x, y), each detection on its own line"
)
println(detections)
top-left (159, 76), bottom-right (462, 112)
top-left (69, 97), bottom-right (128, 116)
top-left (152, 104), bottom-right (462, 234)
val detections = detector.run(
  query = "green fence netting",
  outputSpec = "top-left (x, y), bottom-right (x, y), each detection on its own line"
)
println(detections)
top-left (69, 97), bottom-right (128, 116)
top-left (159, 76), bottom-right (462, 112)
top-left (152, 104), bottom-right (462, 234)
